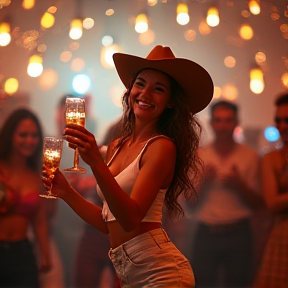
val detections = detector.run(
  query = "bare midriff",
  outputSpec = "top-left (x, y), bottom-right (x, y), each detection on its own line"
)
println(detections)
top-left (0, 215), bottom-right (29, 241)
top-left (107, 221), bottom-right (162, 248)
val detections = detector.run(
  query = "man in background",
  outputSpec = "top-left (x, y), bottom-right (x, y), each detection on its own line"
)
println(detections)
top-left (190, 100), bottom-right (263, 288)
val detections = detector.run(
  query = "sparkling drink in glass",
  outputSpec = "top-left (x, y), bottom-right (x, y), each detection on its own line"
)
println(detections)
top-left (40, 137), bottom-right (63, 199)
top-left (63, 97), bottom-right (86, 173)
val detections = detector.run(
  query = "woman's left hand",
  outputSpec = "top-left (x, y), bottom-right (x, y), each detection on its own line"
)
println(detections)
top-left (64, 124), bottom-right (103, 167)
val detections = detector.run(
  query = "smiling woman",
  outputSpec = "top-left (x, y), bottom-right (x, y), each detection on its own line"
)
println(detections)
top-left (42, 45), bottom-right (213, 287)
top-left (0, 108), bottom-right (51, 288)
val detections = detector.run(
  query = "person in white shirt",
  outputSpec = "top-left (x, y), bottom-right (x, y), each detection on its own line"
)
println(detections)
top-left (191, 100), bottom-right (263, 288)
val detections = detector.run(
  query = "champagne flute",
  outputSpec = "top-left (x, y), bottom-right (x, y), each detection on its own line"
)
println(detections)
top-left (40, 137), bottom-right (63, 199)
top-left (63, 97), bottom-right (86, 173)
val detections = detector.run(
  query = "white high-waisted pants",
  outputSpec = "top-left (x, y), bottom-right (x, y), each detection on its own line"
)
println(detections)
top-left (108, 228), bottom-right (195, 288)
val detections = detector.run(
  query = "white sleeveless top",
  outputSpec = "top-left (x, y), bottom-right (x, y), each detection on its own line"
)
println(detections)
top-left (96, 135), bottom-right (170, 222)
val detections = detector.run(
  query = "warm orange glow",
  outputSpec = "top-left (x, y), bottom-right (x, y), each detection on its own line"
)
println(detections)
top-left (22, 0), bottom-right (35, 9)
top-left (239, 24), bottom-right (253, 40)
top-left (4, 78), bottom-right (19, 95)
top-left (41, 12), bottom-right (55, 29)
top-left (248, 0), bottom-right (260, 15)
top-left (224, 56), bottom-right (236, 68)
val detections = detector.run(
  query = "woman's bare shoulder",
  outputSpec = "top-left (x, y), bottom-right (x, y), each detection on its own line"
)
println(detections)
top-left (146, 136), bottom-right (176, 157)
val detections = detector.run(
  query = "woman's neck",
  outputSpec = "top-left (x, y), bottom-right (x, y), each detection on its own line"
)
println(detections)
top-left (128, 121), bottom-right (158, 147)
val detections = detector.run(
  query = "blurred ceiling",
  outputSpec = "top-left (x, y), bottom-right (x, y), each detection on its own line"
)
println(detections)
top-left (0, 0), bottom-right (287, 145)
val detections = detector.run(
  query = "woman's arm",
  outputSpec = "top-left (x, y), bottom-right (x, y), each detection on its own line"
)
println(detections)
top-left (64, 124), bottom-right (176, 231)
top-left (45, 169), bottom-right (109, 234)
top-left (92, 139), bottom-right (176, 231)
top-left (262, 153), bottom-right (288, 213)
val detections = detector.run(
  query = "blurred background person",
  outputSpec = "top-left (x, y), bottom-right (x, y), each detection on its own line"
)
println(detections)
top-left (38, 198), bottom-right (64, 288)
top-left (253, 93), bottom-right (288, 288)
top-left (190, 100), bottom-right (263, 288)
top-left (0, 108), bottom-right (51, 288)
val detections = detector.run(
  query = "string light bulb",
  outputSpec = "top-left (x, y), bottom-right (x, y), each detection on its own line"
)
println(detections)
top-left (41, 12), bottom-right (55, 29)
top-left (0, 22), bottom-right (11, 46)
top-left (27, 55), bottom-right (43, 77)
top-left (4, 78), bottom-right (19, 95)
top-left (250, 68), bottom-right (264, 94)
top-left (176, 3), bottom-right (190, 25)
top-left (206, 7), bottom-right (220, 27)
top-left (248, 0), bottom-right (260, 15)
top-left (22, 0), bottom-right (35, 10)
top-left (69, 19), bottom-right (83, 40)
top-left (239, 23), bottom-right (253, 40)
top-left (135, 13), bottom-right (149, 33)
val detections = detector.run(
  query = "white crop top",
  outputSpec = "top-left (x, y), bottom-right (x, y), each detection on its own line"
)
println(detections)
top-left (96, 135), bottom-right (170, 222)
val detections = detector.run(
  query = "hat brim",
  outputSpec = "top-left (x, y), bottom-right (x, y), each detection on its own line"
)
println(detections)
top-left (113, 53), bottom-right (214, 114)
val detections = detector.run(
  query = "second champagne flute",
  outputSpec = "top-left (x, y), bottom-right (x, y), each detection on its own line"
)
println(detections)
top-left (40, 137), bottom-right (63, 199)
top-left (64, 97), bottom-right (86, 173)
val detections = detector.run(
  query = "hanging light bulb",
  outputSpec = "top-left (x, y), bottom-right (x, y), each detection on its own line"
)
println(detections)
top-left (41, 12), bottom-right (55, 29)
top-left (176, 3), bottom-right (190, 25)
top-left (135, 13), bottom-right (149, 33)
top-left (27, 55), bottom-right (43, 77)
top-left (4, 78), bottom-right (19, 95)
top-left (69, 19), bottom-right (83, 40)
top-left (239, 23), bottom-right (253, 40)
top-left (206, 7), bottom-right (220, 27)
top-left (248, 0), bottom-right (260, 15)
top-left (250, 68), bottom-right (265, 94)
top-left (22, 0), bottom-right (35, 10)
top-left (0, 22), bottom-right (11, 46)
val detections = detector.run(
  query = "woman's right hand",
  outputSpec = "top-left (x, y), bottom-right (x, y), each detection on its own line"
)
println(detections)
top-left (64, 124), bottom-right (103, 168)
top-left (42, 168), bottom-right (71, 200)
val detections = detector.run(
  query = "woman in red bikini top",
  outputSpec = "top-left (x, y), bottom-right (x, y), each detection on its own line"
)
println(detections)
top-left (0, 108), bottom-right (51, 288)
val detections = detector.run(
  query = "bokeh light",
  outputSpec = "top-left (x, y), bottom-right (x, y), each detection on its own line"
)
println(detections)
top-left (102, 35), bottom-right (114, 47)
top-left (60, 51), bottom-right (72, 62)
top-left (239, 23), bottom-right (253, 40)
top-left (224, 56), bottom-right (236, 68)
top-left (38, 69), bottom-right (58, 90)
top-left (264, 126), bottom-right (280, 142)
top-left (184, 29), bottom-right (196, 41)
top-left (83, 18), bottom-right (94, 29)
top-left (71, 58), bottom-right (85, 72)
top-left (213, 86), bottom-right (222, 99)
top-left (4, 78), bottom-right (18, 95)
top-left (222, 83), bottom-right (238, 100)
top-left (139, 29), bottom-right (155, 45)
top-left (72, 74), bottom-right (91, 95)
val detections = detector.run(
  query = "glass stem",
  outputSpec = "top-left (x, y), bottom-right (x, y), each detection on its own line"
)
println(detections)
top-left (74, 148), bottom-right (80, 169)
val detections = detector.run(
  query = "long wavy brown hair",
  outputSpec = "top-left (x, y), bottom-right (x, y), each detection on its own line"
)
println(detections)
top-left (116, 70), bottom-right (203, 218)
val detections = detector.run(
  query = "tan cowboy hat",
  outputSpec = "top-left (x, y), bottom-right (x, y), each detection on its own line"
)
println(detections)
top-left (113, 45), bottom-right (214, 114)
